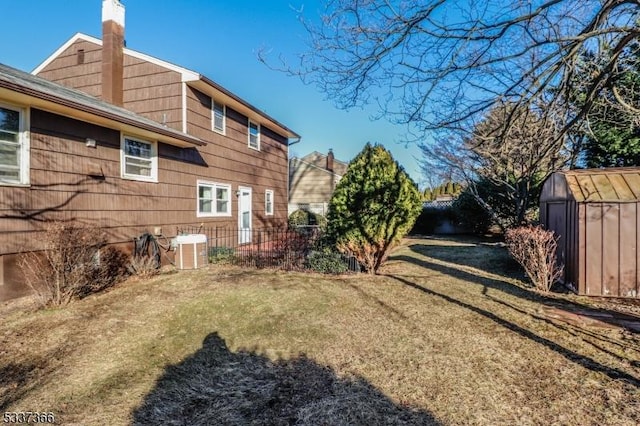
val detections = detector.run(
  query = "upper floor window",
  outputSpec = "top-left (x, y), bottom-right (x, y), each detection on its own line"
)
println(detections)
top-left (248, 120), bottom-right (260, 151)
top-left (212, 101), bottom-right (225, 134)
top-left (121, 136), bottom-right (157, 182)
top-left (0, 103), bottom-right (29, 185)
top-left (197, 180), bottom-right (231, 217)
top-left (265, 189), bottom-right (274, 216)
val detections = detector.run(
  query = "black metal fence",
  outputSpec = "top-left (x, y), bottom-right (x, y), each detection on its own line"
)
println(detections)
top-left (179, 226), bottom-right (359, 272)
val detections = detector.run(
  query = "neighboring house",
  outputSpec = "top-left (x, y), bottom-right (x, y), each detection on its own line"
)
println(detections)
top-left (288, 150), bottom-right (349, 215)
top-left (0, 0), bottom-right (299, 300)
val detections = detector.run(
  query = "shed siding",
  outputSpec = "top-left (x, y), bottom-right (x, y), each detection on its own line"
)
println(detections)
top-left (568, 200), bottom-right (579, 291)
top-left (542, 170), bottom-right (640, 298)
top-left (546, 202), bottom-right (567, 265)
top-left (619, 203), bottom-right (637, 297)
top-left (585, 204), bottom-right (603, 296)
top-left (579, 202), bottom-right (640, 297)
top-left (602, 203), bottom-right (620, 296)
top-left (540, 172), bottom-right (571, 202)
top-left (577, 203), bottom-right (587, 294)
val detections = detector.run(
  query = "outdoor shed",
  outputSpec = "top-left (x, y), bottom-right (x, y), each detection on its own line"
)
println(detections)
top-left (540, 168), bottom-right (640, 298)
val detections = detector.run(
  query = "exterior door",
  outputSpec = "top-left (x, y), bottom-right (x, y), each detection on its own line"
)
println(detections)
top-left (238, 187), bottom-right (252, 244)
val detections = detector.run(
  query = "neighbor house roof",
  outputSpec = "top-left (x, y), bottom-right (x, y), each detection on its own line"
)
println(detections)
top-left (33, 33), bottom-right (300, 140)
top-left (549, 168), bottom-right (640, 202)
top-left (0, 62), bottom-right (204, 148)
top-left (299, 151), bottom-right (349, 177)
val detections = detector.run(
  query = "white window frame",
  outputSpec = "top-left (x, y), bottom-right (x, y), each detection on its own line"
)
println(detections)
top-left (212, 100), bottom-right (226, 135)
top-left (248, 120), bottom-right (260, 151)
top-left (265, 189), bottom-right (274, 216)
top-left (197, 180), bottom-right (232, 217)
top-left (0, 102), bottom-right (29, 186)
top-left (120, 135), bottom-right (158, 182)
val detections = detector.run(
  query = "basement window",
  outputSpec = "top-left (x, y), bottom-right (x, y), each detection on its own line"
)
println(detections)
top-left (197, 180), bottom-right (231, 217)
top-left (0, 103), bottom-right (29, 186)
top-left (121, 136), bottom-right (157, 182)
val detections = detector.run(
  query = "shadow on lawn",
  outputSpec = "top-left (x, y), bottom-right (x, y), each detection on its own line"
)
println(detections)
top-left (396, 244), bottom-right (640, 330)
top-left (386, 273), bottom-right (640, 388)
top-left (405, 239), bottom-right (524, 283)
top-left (132, 332), bottom-right (439, 426)
top-left (0, 347), bottom-right (66, 411)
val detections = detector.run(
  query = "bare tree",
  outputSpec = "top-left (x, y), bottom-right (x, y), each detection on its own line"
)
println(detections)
top-left (422, 101), bottom-right (565, 230)
top-left (262, 0), bottom-right (640, 138)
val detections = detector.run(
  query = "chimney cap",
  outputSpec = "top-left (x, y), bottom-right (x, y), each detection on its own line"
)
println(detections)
top-left (102, 0), bottom-right (125, 27)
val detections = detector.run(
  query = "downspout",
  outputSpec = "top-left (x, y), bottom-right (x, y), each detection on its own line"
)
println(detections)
top-left (287, 137), bottom-right (301, 220)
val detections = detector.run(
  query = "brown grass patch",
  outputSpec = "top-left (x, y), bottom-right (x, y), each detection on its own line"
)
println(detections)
top-left (1, 238), bottom-right (639, 425)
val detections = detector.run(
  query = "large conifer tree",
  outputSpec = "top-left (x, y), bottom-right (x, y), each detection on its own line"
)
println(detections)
top-left (326, 143), bottom-right (421, 273)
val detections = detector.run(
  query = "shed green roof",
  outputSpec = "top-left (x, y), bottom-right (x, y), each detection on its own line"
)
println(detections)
top-left (558, 168), bottom-right (640, 202)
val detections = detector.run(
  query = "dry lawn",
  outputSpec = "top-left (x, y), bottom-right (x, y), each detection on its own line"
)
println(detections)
top-left (1, 236), bottom-right (639, 425)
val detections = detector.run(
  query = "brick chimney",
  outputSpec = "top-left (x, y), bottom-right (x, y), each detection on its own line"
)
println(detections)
top-left (101, 0), bottom-right (125, 106)
top-left (326, 149), bottom-right (334, 173)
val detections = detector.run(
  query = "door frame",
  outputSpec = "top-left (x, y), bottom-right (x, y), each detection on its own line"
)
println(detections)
top-left (238, 186), bottom-right (252, 244)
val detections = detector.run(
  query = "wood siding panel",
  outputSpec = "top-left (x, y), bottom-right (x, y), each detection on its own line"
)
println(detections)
top-left (602, 203), bottom-right (620, 296)
top-left (546, 202), bottom-right (567, 268)
top-left (577, 204), bottom-right (587, 293)
top-left (122, 59), bottom-right (183, 130)
top-left (619, 203), bottom-right (638, 297)
top-left (1, 109), bottom-right (244, 257)
top-left (24, 41), bottom-right (288, 262)
top-left (36, 39), bottom-right (185, 131)
top-left (585, 204), bottom-right (603, 296)
top-left (569, 201), bottom-right (579, 290)
top-left (37, 39), bottom-right (103, 97)
top-left (184, 86), bottom-right (289, 227)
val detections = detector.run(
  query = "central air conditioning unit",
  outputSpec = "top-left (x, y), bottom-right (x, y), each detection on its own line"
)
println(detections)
top-left (175, 234), bottom-right (208, 270)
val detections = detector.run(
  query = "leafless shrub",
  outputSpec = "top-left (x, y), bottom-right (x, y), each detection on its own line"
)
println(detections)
top-left (82, 246), bottom-right (131, 297)
top-left (128, 255), bottom-right (160, 279)
top-left (505, 226), bottom-right (563, 292)
top-left (19, 222), bottom-right (118, 307)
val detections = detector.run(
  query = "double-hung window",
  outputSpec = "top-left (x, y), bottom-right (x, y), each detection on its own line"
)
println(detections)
top-left (212, 100), bottom-right (225, 134)
top-left (0, 103), bottom-right (28, 185)
top-left (248, 120), bottom-right (260, 150)
top-left (265, 189), bottom-right (274, 216)
top-left (121, 136), bottom-right (157, 182)
top-left (197, 181), bottom-right (231, 217)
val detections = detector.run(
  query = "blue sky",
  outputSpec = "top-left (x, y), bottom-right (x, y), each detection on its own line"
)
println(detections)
top-left (0, 0), bottom-right (425, 185)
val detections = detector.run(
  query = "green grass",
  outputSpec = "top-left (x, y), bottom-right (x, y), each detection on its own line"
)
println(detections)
top-left (1, 236), bottom-right (639, 425)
